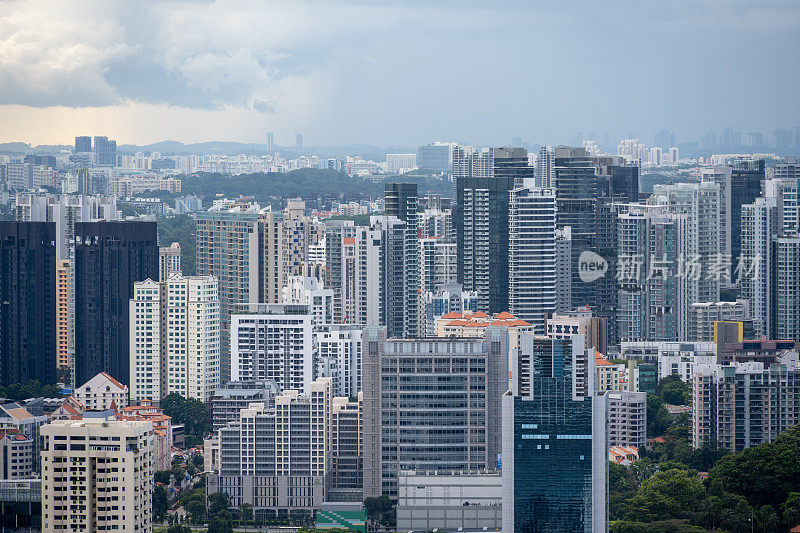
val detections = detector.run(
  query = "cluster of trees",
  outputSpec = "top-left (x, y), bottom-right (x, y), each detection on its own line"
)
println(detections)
top-left (177, 168), bottom-right (455, 203)
top-left (160, 393), bottom-right (212, 447)
top-left (157, 214), bottom-right (197, 275)
top-left (364, 496), bottom-right (395, 528)
top-left (0, 380), bottom-right (63, 400)
top-left (647, 374), bottom-right (690, 438)
top-left (610, 424), bottom-right (800, 531)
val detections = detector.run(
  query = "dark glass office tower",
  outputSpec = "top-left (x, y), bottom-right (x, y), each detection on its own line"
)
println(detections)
top-left (73, 221), bottom-right (158, 386)
top-left (454, 147), bottom-right (533, 313)
top-left (554, 147), bottom-right (599, 309)
top-left (0, 222), bottom-right (56, 386)
top-left (74, 136), bottom-right (91, 153)
top-left (502, 335), bottom-right (607, 532)
top-left (731, 159), bottom-right (764, 278)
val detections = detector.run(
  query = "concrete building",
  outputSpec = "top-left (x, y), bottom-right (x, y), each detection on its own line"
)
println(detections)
top-left (107, 176), bottom-right (180, 196)
top-left (211, 380), bottom-right (280, 432)
top-left (282, 276), bottom-right (334, 326)
top-left (546, 306), bottom-right (608, 355)
top-left (130, 275), bottom-right (220, 403)
top-left (691, 352), bottom-right (800, 451)
top-left (73, 372), bottom-right (129, 411)
top-left (421, 283), bottom-right (478, 337)
top-left (776, 235), bottom-right (800, 341)
top-left (607, 391), bottom-right (647, 448)
top-left (502, 334), bottom-right (608, 532)
top-left (330, 395), bottom-right (362, 490)
top-left (118, 400), bottom-right (174, 471)
top-left (158, 242), bottom-right (181, 281)
top-left (0, 428), bottom-right (34, 479)
top-left (325, 221), bottom-right (382, 326)
top-left (418, 237), bottom-right (457, 294)
top-left (690, 300), bottom-right (751, 342)
top-left (741, 197), bottom-right (782, 338)
top-left (508, 185), bottom-right (557, 335)
top-left (206, 378), bottom-right (333, 518)
top-left (40, 416), bottom-right (153, 533)
top-left (397, 470), bottom-right (502, 532)
top-left (417, 142), bottom-right (454, 172)
top-left (620, 341), bottom-right (718, 383)
top-left (315, 324), bottom-right (364, 398)
top-left (555, 226), bottom-right (573, 313)
top-left (362, 329), bottom-right (508, 498)
top-left (56, 259), bottom-right (70, 368)
top-left (454, 146), bottom-right (533, 314)
top-left (231, 304), bottom-right (314, 393)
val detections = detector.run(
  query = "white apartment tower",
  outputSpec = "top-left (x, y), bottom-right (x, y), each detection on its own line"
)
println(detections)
top-left (282, 275), bottom-right (335, 325)
top-left (508, 185), bottom-right (557, 335)
top-left (41, 417), bottom-right (153, 533)
top-left (130, 275), bottom-right (220, 403)
top-left (231, 304), bottom-right (315, 393)
top-left (741, 197), bottom-right (782, 338)
top-left (158, 242), bottom-right (181, 281)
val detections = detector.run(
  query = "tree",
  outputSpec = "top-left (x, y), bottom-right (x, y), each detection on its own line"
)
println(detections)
top-left (364, 495), bottom-right (393, 526)
top-left (208, 491), bottom-right (230, 516)
top-left (646, 394), bottom-right (672, 438)
top-left (153, 485), bottom-right (169, 522)
top-left (191, 453), bottom-right (204, 469)
top-left (185, 499), bottom-right (205, 524)
top-left (623, 468), bottom-right (705, 523)
top-left (154, 470), bottom-right (171, 485)
top-left (655, 375), bottom-right (690, 406)
top-left (207, 514), bottom-right (233, 533)
top-left (782, 492), bottom-right (800, 529)
top-left (160, 393), bottom-right (213, 446)
top-left (167, 526), bottom-right (191, 533)
top-left (239, 503), bottom-right (254, 526)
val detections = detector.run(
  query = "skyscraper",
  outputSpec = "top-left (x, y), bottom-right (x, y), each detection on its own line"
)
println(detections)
top-left (776, 235), bottom-right (800, 341)
top-left (295, 132), bottom-right (303, 148)
top-left (454, 146), bottom-right (532, 313)
top-left (740, 197), bottom-right (782, 338)
top-left (0, 222), bottom-right (56, 387)
top-left (730, 159), bottom-right (765, 277)
top-left (384, 183), bottom-right (420, 336)
top-left (93, 136), bottom-right (117, 166)
top-left (502, 335), bottom-right (607, 532)
top-left (130, 275), bottom-right (220, 403)
top-left (73, 221), bottom-right (158, 386)
top-left (363, 329), bottom-right (508, 497)
top-left (74, 136), bottom-right (91, 154)
top-left (508, 185), bottom-right (557, 334)
top-left (267, 131), bottom-right (274, 151)
top-left (554, 147), bottom-right (598, 309)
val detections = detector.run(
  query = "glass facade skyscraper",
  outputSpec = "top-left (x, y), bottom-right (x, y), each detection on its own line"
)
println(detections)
top-left (502, 335), bottom-right (608, 532)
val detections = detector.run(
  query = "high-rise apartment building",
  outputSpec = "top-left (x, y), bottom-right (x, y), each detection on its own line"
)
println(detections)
top-left (741, 197), bottom-right (782, 338)
top-left (93, 136), bottom-right (117, 167)
top-left (417, 142), bottom-right (454, 172)
top-left (555, 226), bottom-right (573, 313)
top-left (508, 185), bottom-right (557, 334)
top-left (207, 378), bottom-right (334, 516)
top-left (282, 275), bottom-right (334, 325)
top-left (607, 391), bottom-right (647, 448)
top-left (211, 379), bottom-right (279, 432)
top-left (691, 353), bottom-right (800, 451)
top-left (690, 300), bottom-right (750, 342)
top-left (502, 334), bottom-right (607, 532)
top-left (0, 222), bottom-right (56, 387)
top-left (314, 324), bottom-right (364, 398)
top-left (418, 238), bottom-right (457, 293)
top-left (330, 395), bottom-right (362, 490)
top-left (651, 181), bottom-right (722, 309)
top-left (158, 242), bottom-right (181, 281)
top-left (730, 159), bottom-right (765, 277)
top-left (454, 146), bottom-right (532, 313)
top-left (56, 260), bottom-right (70, 368)
top-left (775, 158), bottom-right (799, 233)
top-left (362, 329), bottom-right (508, 497)
top-left (325, 221), bottom-right (382, 326)
top-left (546, 306), bottom-right (608, 355)
top-left (41, 416), bottom-right (153, 533)
top-left (231, 304), bottom-right (314, 393)
top-left (384, 184), bottom-right (420, 337)
top-left (535, 145), bottom-right (554, 187)
top-left (73, 221), bottom-right (158, 387)
top-left (702, 165), bottom-right (733, 268)
top-left (776, 235), bottom-right (800, 341)
top-left (130, 275), bottom-right (220, 403)
top-left (74, 136), bottom-right (92, 154)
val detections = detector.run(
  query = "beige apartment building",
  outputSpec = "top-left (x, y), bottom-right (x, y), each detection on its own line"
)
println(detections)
top-left (41, 417), bottom-right (154, 533)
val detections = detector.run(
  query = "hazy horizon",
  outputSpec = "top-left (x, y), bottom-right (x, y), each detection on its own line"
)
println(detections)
top-left (1, 0), bottom-right (799, 147)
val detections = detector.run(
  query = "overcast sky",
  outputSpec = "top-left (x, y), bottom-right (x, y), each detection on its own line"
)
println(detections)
top-left (1, 0), bottom-right (799, 147)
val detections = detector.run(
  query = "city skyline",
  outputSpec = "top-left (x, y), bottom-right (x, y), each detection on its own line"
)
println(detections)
top-left (1, 1), bottom-right (799, 147)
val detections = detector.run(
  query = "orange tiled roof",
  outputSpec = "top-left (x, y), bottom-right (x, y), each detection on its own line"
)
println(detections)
top-left (471, 311), bottom-right (488, 318)
top-left (441, 311), bottom-right (463, 319)
top-left (100, 372), bottom-right (126, 391)
top-left (495, 311), bottom-right (514, 319)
